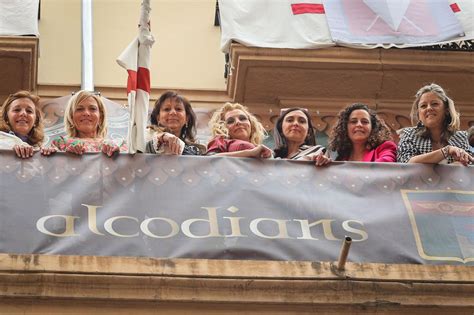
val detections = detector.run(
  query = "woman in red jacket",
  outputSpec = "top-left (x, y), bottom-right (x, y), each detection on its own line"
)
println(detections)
top-left (329, 103), bottom-right (396, 162)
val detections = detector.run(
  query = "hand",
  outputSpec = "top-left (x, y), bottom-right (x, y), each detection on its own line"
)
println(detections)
top-left (161, 133), bottom-right (182, 155)
top-left (13, 144), bottom-right (35, 159)
top-left (447, 146), bottom-right (473, 166)
top-left (313, 153), bottom-right (331, 167)
top-left (249, 144), bottom-right (273, 159)
top-left (40, 146), bottom-right (57, 156)
top-left (101, 141), bottom-right (120, 157)
top-left (65, 139), bottom-right (86, 155)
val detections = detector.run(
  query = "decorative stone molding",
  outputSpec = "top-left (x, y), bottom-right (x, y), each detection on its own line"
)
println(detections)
top-left (227, 44), bottom-right (474, 131)
top-left (0, 36), bottom-right (39, 103)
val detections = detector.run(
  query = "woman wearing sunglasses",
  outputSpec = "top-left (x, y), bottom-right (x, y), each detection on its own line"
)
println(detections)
top-left (51, 90), bottom-right (127, 156)
top-left (273, 107), bottom-right (330, 166)
top-left (206, 102), bottom-right (272, 158)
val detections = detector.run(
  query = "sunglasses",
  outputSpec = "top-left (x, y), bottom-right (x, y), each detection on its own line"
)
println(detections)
top-left (225, 114), bottom-right (249, 125)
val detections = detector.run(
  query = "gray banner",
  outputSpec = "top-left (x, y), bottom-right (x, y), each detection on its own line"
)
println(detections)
top-left (0, 150), bottom-right (472, 265)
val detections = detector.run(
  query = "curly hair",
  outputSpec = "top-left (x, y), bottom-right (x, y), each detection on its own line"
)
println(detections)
top-left (329, 103), bottom-right (392, 160)
top-left (273, 107), bottom-right (316, 158)
top-left (64, 90), bottom-right (108, 138)
top-left (149, 91), bottom-right (198, 143)
top-left (410, 83), bottom-right (460, 141)
top-left (0, 90), bottom-right (44, 146)
top-left (208, 102), bottom-right (266, 146)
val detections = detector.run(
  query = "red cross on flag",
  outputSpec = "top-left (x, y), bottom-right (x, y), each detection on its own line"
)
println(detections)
top-left (117, 0), bottom-right (155, 153)
top-left (322, 0), bottom-right (465, 45)
top-left (219, 0), bottom-right (333, 52)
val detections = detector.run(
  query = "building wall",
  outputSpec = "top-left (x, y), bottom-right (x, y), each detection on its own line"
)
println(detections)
top-left (38, 0), bottom-right (226, 91)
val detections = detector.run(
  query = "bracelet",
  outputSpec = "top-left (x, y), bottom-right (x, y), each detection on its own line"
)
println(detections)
top-left (441, 145), bottom-right (450, 159)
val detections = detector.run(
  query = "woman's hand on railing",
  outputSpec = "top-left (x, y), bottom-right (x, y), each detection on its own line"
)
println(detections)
top-left (40, 146), bottom-right (57, 156)
top-left (13, 144), bottom-right (34, 159)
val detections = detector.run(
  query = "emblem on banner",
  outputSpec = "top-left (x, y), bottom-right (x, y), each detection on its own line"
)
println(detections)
top-left (401, 190), bottom-right (474, 263)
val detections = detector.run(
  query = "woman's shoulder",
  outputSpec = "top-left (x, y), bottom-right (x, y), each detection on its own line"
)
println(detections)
top-left (449, 130), bottom-right (469, 148)
top-left (398, 127), bottom-right (417, 137)
top-left (0, 130), bottom-right (27, 149)
top-left (452, 130), bottom-right (468, 138)
top-left (377, 140), bottom-right (397, 150)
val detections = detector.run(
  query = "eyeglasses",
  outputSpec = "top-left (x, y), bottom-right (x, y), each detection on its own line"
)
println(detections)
top-left (225, 114), bottom-right (249, 125)
top-left (71, 91), bottom-right (101, 96)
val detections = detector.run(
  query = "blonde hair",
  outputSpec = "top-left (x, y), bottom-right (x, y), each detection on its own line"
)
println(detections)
top-left (410, 83), bottom-right (460, 137)
top-left (208, 102), bottom-right (266, 145)
top-left (64, 90), bottom-right (107, 138)
top-left (0, 90), bottom-right (44, 146)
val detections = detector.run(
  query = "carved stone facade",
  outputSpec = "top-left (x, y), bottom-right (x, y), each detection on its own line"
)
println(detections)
top-left (226, 44), bottom-right (474, 139)
top-left (0, 36), bottom-right (38, 104)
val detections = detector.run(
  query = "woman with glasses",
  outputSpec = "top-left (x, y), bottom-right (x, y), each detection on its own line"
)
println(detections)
top-left (145, 91), bottom-right (205, 155)
top-left (206, 102), bottom-right (272, 158)
top-left (273, 107), bottom-right (330, 165)
top-left (0, 90), bottom-right (55, 158)
top-left (51, 90), bottom-right (127, 156)
top-left (328, 103), bottom-right (396, 162)
top-left (397, 83), bottom-right (472, 165)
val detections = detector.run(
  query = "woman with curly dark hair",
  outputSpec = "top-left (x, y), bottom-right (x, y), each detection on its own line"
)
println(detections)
top-left (329, 103), bottom-right (396, 162)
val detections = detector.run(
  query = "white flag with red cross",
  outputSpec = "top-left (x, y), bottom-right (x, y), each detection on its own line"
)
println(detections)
top-left (117, 0), bottom-right (155, 153)
top-left (219, 0), bottom-right (334, 52)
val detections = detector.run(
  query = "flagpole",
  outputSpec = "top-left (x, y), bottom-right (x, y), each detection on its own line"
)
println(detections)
top-left (81, 0), bottom-right (94, 91)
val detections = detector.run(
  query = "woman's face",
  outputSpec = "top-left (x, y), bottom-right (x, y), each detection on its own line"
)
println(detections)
top-left (7, 98), bottom-right (37, 137)
top-left (157, 98), bottom-right (187, 136)
top-left (417, 92), bottom-right (446, 130)
top-left (73, 96), bottom-right (101, 138)
top-left (347, 109), bottom-right (372, 145)
top-left (224, 109), bottom-right (251, 141)
top-left (282, 110), bottom-right (309, 146)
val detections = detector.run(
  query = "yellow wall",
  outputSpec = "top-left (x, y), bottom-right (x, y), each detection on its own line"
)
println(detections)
top-left (38, 0), bottom-right (226, 90)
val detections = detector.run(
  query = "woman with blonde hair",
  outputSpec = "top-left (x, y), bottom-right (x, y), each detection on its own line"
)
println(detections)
top-left (0, 90), bottom-right (54, 158)
top-left (206, 102), bottom-right (272, 158)
top-left (397, 83), bottom-right (472, 165)
top-left (51, 90), bottom-right (126, 156)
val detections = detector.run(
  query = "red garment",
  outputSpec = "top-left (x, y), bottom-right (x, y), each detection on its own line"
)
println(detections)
top-left (206, 136), bottom-right (255, 154)
top-left (362, 141), bottom-right (397, 162)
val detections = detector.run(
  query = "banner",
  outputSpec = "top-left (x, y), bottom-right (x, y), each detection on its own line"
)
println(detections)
top-left (323, 0), bottom-right (464, 45)
top-left (0, 0), bottom-right (39, 36)
top-left (219, 0), bottom-right (334, 52)
top-left (219, 0), bottom-right (473, 51)
top-left (0, 150), bottom-right (473, 265)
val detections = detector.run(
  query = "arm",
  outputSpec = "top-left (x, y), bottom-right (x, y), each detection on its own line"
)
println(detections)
top-left (374, 141), bottom-right (397, 162)
top-left (407, 148), bottom-right (445, 164)
top-left (396, 129), bottom-right (419, 163)
top-left (51, 136), bottom-right (86, 155)
top-left (406, 144), bottom-right (472, 165)
top-left (213, 144), bottom-right (273, 158)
